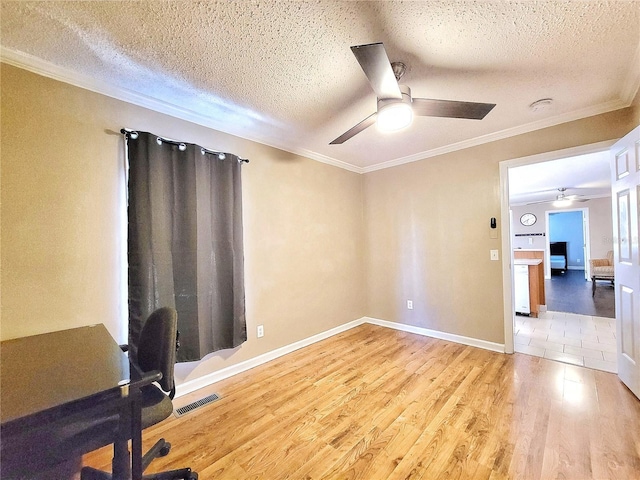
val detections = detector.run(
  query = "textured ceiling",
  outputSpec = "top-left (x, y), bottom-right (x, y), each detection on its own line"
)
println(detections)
top-left (1, 1), bottom-right (639, 172)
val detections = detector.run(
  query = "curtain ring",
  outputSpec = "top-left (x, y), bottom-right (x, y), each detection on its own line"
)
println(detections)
top-left (120, 129), bottom-right (139, 139)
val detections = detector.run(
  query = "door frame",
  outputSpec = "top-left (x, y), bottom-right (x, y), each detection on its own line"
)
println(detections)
top-left (499, 140), bottom-right (616, 354)
top-left (545, 208), bottom-right (591, 280)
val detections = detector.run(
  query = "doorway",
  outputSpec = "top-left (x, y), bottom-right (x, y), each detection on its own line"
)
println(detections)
top-left (499, 141), bottom-right (617, 373)
top-left (544, 208), bottom-right (615, 316)
top-left (548, 209), bottom-right (588, 280)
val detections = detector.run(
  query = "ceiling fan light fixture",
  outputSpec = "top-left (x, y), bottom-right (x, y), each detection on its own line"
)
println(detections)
top-left (377, 101), bottom-right (413, 132)
top-left (553, 188), bottom-right (573, 207)
top-left (329, 43), bottom-right (495, 145)
top-left (553, 198), bottom-right (572, 207)
top-left (377, 85), bottom-right (413, 132)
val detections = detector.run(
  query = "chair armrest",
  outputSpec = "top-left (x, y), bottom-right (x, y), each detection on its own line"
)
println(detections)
top-left (144, 370), bottom-right (163, 384)
top-left (133, 369), bottom-right (163, 387)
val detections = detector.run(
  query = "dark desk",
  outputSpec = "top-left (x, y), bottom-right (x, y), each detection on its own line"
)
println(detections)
top-left (1, 324), bottom-right (155, 479)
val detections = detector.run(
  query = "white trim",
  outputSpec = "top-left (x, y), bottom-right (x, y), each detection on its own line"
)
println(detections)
top-left (290, 148), bottom-right (364, 174)
top-left (2, 46), bottom-right (634, 176)
top-left (362, 102), bottom-right (627, 173)
top-left (175, 318), bottom-right (366, 397)
top-left (364, 317), bottom-right (505, 353)
top-left (544, 212), bottom-right (551, 279)
top-left (175, 316), bottom-right (505, 397)
top-left (0, 47), bottom-right (364, 175)
top-left (499, 140), bottom-right (619, 359)
top-left (501, 140), bottom-right (617, 169)
top-left (500, 168), bottom-right (515, 354)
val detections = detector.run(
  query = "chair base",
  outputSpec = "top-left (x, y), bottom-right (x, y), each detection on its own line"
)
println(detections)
top-left (81, 438), bottom-right (197, 480)
top-left (81, 466), bottom-right (197, 480)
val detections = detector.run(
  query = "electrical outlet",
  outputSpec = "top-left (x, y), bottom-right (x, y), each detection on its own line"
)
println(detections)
top-left (407, 300), bottom-right (413, 310)
top-left (257, 325), bottom-right (264, 338)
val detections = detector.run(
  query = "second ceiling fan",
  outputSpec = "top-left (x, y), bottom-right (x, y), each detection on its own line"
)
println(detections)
top-left (527, 187), bottom-right (589, 205)
top-left (330, 42), bottom-right (496, 145)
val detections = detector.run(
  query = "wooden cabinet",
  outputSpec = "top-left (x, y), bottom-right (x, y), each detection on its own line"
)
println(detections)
top-left (513, 249), bottom-right (544, 262)
top-left (513, 250), bottom-right (545, 317)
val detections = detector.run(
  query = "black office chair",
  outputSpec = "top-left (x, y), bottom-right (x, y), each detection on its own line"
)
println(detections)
top-left (81, 307), bottom-right (197, 480)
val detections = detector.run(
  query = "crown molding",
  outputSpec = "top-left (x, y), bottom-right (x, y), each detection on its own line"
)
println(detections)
top-left (500, 139), bottom-right (616, 170)
top-left (362, 98), bottom-right (629, 173)
top-left (2, 46), bottom-right (633, 177)
top-left (0, 47), bottom-right (364, 174)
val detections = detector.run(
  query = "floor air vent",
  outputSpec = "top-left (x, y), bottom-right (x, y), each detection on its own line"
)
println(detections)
top-left (174, 393), bottom-right (221, 417)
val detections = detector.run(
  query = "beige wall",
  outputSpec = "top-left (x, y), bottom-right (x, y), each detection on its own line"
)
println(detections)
top-left (632, 89), bottom-right (640, 125)
top-left (511, 198), bottom-right (614, 259)
top-left (363, 108), bottom-right (637, 344)
top-left (1, 65), bottom-right (366, 384)
top-left (2, 63), bottom-right (638, 385)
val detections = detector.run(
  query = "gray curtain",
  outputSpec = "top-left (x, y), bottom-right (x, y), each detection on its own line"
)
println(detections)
top-left (126, 131), bottom-right (246, 362)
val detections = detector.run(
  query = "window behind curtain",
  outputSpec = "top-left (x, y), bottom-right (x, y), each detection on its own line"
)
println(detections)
top-left (125, 131), bottom-right (246, 362)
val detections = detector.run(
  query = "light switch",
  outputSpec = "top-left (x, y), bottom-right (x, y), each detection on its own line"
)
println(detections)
top-left (490, 249), bottom-right (499, 261)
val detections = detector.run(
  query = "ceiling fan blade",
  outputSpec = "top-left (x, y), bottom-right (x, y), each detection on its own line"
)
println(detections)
top-left (351, 43), bottom-right (402, 100)
top-left (526, 199), bottom-right (553, 205)
top-left (412, 98), bottom-right (496, 120)
top-left (526, 197), bottom-right (589, 205)
top-left (329, 112), bottom-right (377, 145)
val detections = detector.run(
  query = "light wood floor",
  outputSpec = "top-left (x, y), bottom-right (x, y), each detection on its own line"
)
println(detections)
top-left (83, 324), bottom-right (640, 479)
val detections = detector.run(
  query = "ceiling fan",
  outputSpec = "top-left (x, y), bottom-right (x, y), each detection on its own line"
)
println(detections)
top-left (330, 42), bottom-right (496, 145)
top-left (526, 187), bottom-right (589, 205)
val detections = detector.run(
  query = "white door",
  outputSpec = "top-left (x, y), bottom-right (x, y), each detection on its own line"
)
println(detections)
top-left (582, 211), bottom-right (589, 280)
top-left (611, 125), bottom-right (640, 399)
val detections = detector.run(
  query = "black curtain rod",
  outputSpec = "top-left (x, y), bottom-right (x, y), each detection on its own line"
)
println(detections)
top-left (120, 128), bottom-right (249, 163)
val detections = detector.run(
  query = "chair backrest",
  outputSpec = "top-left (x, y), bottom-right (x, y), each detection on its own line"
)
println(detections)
top-left (137, 307), bottom-right (178, 395)
top-left (607, 250), bottom-right (614, 265)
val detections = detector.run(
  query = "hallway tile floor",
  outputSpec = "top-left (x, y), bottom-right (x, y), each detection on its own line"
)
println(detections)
top-left (514, 310), bottom-right (617, 373)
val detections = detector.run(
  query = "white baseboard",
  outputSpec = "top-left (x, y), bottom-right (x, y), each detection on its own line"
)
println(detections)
top-left (363, 317), bottom-right (505, 354)
top-left (175, 318), bottom-right (366, 397)
top-left (175, 316), bottom-right (505, 398)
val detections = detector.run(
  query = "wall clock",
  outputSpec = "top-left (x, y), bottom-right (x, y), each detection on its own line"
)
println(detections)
top-left (520, 213), bottom-right (537, 226)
